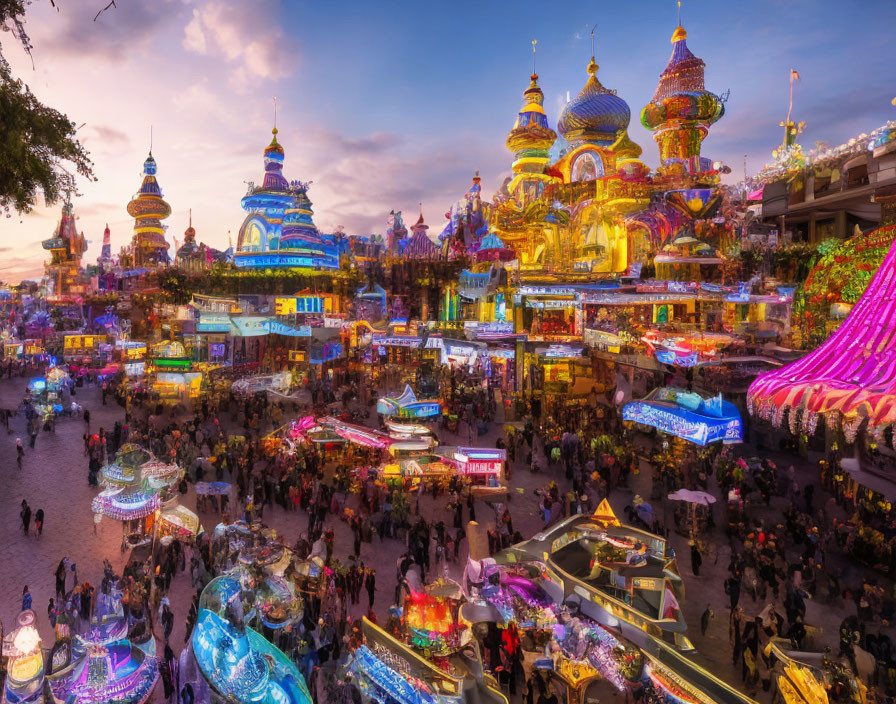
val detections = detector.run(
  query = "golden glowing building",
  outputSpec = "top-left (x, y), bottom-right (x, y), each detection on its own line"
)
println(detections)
top-left (490, 50), bottom-right (652, 279)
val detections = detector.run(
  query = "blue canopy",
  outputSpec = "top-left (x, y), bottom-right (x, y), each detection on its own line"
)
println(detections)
top-left (622, 387), bottom-right (742, 446)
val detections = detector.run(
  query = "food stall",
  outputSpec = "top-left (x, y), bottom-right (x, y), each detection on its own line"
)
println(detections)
top-left (150, 371), bottom-right (205, 401)
top-left (63, 334), bottom-right (108, 365)
top-left (435, 447), bottom-right (508, 498)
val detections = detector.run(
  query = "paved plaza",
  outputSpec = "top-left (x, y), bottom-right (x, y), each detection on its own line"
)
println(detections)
top-left (0, 371), bottom-right (889, 702)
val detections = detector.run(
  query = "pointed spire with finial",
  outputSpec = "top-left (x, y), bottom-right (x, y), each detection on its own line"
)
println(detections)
top-left (588, 24), bottom-right (599, 77)
top-left (672, 1), bottom-right (687, 42)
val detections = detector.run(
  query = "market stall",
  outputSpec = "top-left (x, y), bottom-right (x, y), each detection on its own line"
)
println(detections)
top-left (26, 365), bottom-right (72, 418)
top-left (91, 444), bottom-right (191, 551)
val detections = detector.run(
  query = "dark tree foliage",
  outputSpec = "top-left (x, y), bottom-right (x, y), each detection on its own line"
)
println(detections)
top-left (0, 0), bottom-right (95, 213)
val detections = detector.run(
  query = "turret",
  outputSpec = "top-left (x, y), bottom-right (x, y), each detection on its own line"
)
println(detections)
top-left (640, 23), bottom-right (725, 164)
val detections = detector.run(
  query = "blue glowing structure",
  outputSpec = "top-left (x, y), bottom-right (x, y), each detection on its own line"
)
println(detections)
top-left (377, 384), bottom-right (441, 419)
top-left (191, 576), bottom-right (312, 704)
top-left (623, 387), bottom-right (742, 446)
top-left (235, 129), bottom-right (339, 270)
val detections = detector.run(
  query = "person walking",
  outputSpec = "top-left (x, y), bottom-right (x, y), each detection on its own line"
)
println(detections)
top-left (34, 508), bottom-right (44, 537)
top-left (22, 586), bottom-right (32, 611)
top-left (16, 438), bottom-right (23, 468)
top-left (20, 500), bottom-right (31, 535)
top-left (47, 598), bottom-right (58, 628)
top-left (55, 559), bottom-right (67, 599)
top-left (690, 540), bottom-right (702, 576)
top-left (365, 569), bottom-right (376, 608)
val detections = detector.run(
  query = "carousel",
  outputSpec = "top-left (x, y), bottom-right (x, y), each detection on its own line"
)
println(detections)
top-left (47, 588), bottom-right (159, 704)
top-left (91, 444), bottom-right (202, 551)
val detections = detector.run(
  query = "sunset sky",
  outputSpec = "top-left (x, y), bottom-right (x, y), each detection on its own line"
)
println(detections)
top-left (3, 0), bottom-right (894, 281)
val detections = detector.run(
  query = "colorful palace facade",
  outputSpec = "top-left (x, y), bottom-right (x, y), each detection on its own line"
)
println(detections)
top-left (233, 128), bottom-right (340, 270)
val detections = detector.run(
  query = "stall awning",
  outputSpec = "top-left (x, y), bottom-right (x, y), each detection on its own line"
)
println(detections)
top-left (841, 458), bottom-right (896, 501)
top-left (230, 316), bottom-right (270, 337)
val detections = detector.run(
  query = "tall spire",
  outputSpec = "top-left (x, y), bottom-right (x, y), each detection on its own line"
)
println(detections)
top-left (126, 150), bottom-right (171, 267)
top-left (505, 42), bottom-right (556, 176)
top-left (640, 14), bottom-right (724, 164)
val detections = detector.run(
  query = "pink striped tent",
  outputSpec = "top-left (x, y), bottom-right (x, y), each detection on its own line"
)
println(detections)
top-left (749, 231), bottom-right (896, 432)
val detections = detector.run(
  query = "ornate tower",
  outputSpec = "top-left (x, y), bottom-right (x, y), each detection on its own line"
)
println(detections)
top-left (235, 128), bottom-right (298, 258)
top-left (279, 184), bottom-right (320, 249)
top-left (43, 200), bottom-right (87, 301)
top-left (126, 152), bottom-right (172, 267)
top-left (100, 224), bottom-right (111, 261)
top-left (505, 72), bottom-right (557, 201)
top-left (640, 22), bottom-right (724, 164)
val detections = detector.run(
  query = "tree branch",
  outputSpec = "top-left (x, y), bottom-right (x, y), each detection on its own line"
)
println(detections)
top-left (93, 0), bottom-right (115, 22)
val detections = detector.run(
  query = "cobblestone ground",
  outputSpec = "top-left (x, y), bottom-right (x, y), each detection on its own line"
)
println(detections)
top-left (0, 372), bottom-right (889, 702)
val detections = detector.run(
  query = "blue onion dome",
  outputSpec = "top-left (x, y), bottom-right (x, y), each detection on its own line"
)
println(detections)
top-left (641, 25), bottom-right (724, 130)
top-left (136, 152), bottom-right (162, 197)
top-left (558, 58), bottom-right (631, 147)
top-left (506, 73), bottom-right (557, 155)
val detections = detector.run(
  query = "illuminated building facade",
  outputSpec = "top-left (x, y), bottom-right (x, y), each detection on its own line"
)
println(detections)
top-left (234, 128), bottom-right (339, 270)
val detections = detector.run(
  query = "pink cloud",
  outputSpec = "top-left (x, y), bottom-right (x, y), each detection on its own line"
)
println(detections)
top-left (181, 1), bottom-right (294, 85)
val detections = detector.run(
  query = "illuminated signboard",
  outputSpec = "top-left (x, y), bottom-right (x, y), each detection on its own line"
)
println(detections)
top-left (540, 344), bottom-right (585, 359)
top-left (453, 447), bottom-right (505, 475)
top-left (405, 403), bottom-right (440, 418)
top-left (197, 313), bottom-right (231, 332)
top-left (266, 321), bottom-right (312, 337)
top-left (275, 296), bottom-right (329, 315)
top-left (380, 337), bottom-right (422, 348)
top-left (274, 298), bottom-right (297, 315)
top-left (64, 335), bottom-right (104, 350)
top-left (622, 399), bottom-right (743, 446)
top-left (288, 350), bottom-right (307, 362)
top-left (655, 349), bottom-right (699, 367)
top-left (632, 577), bottom-right (660, 591)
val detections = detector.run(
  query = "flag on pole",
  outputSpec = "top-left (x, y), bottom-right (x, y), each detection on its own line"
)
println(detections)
top-left (790, 69), bottom-right (800, 81)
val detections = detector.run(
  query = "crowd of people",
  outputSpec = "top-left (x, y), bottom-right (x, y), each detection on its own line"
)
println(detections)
top-left (2, 351), bottom-right (894, 703)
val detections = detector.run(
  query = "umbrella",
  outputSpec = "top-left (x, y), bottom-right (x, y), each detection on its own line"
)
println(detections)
top-left (667, 489), bottom-right (716, 506)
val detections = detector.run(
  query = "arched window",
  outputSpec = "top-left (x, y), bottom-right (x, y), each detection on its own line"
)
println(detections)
top-left (571, 151), bottom-right (604, 182)
top-left (240, 219), bottom-right (267, 252)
